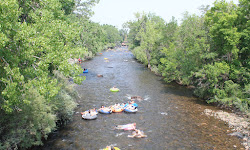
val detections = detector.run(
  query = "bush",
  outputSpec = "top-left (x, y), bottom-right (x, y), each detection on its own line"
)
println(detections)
top-left (132, 47), bottom-right (148, 65)
top-left (0, 72), bottom-right (79, 149)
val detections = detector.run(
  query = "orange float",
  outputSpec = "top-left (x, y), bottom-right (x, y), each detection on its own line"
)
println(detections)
top-left (110, 106), bottom-right (124, 113)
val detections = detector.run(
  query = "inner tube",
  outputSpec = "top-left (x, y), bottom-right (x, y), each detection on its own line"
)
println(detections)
top-left (83, 69), bottom-right (88, 73)
top-left (111, 107), bottom-right (124, 113)
top-left (132, 103), bottom-right (138, 107)
top-left (103, 147), bottom-right (120, 150)
top-left (115, 124), bottom-right (135, 130)
top-left (124, 108), bottom-right (138, 113)
top-left (82, 110), bottom-right (98, 115)
top-left (110, 87), bottom-right (119, 92)
top-left (124, 103), bottom-right (138, 108)
top-left (98, 108), bottom-right (112, 114)
top-left (82, 114), bottom-right (97, 120)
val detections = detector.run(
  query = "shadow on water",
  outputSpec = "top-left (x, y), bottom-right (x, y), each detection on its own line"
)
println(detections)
top-left (34, 47), bottom-right (244, 150)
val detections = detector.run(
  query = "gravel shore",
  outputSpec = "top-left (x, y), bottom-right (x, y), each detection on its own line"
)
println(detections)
top-left (204, 109), bottom-right (249, 150)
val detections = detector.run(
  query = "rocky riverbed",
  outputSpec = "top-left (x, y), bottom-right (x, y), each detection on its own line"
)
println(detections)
top-left (204, 109), bottom-right (249, 149)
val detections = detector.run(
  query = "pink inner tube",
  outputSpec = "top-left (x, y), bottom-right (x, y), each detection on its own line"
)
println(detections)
top-left (123, 127), bottom-right (135, 130)
top-left (121, 124), bottom-right (135, 130)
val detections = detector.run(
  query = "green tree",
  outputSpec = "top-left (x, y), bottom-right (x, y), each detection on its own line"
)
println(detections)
top-left (102, 24), bottom-right (122, 47)
top-left (236, 0), bottom-right (249, 68)
top-left (159, 13), bottom-right (209, 84)
top-left (127, 12), bottom-right (164, 69)
top-left (119, 29), bottom-right (128, 42)
top-left (0, 0), bottom-right (104, 148)
top-left (193, 0), bottom-right (249, 113)
top-left (205, 0), bottom-right (240, 63)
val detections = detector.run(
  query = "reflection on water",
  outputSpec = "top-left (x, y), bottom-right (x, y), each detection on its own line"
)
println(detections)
top-left (35, 47), bottom-right (243, 150)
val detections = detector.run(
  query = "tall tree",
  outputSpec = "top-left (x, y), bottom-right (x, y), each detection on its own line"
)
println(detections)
top-left (0, 0), bottom-right (106, 149)
top-left (205, 0), bottom-right (240, 63)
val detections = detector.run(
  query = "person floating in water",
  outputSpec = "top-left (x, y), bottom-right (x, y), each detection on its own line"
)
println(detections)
top-left (115, 123), bottom-right (136, 130)
top-left (104, 145), bottom-right (120, 150)
top-left (128, 129), bottom-right (147, 138)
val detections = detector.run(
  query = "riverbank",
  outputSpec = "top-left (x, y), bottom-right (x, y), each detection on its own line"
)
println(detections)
top-left (145, 53), bottom-right (250, 149)
top-left (204, 109), bottom-right (249, 149)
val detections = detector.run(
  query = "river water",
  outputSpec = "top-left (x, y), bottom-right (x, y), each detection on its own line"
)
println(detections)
top-left (36, 47), bottom-right (244, 150)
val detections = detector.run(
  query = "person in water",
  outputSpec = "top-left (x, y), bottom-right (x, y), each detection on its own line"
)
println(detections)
top-left (105, 146), bottom-right (117, 150)
top-left (125, 102), bottom-right (135, 110)
top-left (128, 129), bottom-right (147, 138)
top-left (129, 100), bottom-right (138, 109)
top-left (90, 108), bottom-right (98, 115)
top-left (126, 102), bottom-right (134, 109)
top-left (115, 123), bottom-right (136, 130)
top-left (87, 109), bottom-right (96, 116)
top-left (78, 58), bottom-right (81, 64)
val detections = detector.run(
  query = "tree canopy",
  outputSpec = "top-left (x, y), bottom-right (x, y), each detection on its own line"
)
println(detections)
top-left (0, 0), bottom-right (122, 149)
top-left (126, 0), bottom-right (249, 114)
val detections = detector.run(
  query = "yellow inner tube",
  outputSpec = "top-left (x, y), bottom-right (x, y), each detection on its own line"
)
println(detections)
top-left (103, 147), bottom-right (120, 150)
top-left (110, 88), bottom-right (119, 92)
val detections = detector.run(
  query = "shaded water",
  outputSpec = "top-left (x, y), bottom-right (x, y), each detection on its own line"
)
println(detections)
top-left (36, 47), bottom-right (244, 150)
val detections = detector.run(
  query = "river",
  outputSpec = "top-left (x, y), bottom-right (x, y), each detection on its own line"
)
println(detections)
top-left (35, 47), bottom-right (244, 150)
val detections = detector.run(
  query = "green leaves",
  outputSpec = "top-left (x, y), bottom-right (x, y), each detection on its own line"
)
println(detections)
top-left (0, 0), bottom-right (106, 148)
top-left (205, 0), bottom-right (240, 62)
top-left (127, 12), bottom-right (164, 69)
top-left (126, 1), bottom-right (249, 113)
top-left (1, 66), bottom-right (24, 113)
top-left (102, 24), bottom-right (123, 47)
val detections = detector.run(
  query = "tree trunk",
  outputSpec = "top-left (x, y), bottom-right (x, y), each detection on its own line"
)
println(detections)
top-left (145, 49), bottom-right (151, 69)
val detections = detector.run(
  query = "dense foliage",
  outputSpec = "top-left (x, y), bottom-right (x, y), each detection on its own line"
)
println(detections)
top-left (0, 0), bottom-right (122, 149)
top-left (126, 0), bottom-right (249, 114)
top-left (102, 24), bottom-right (123, 48)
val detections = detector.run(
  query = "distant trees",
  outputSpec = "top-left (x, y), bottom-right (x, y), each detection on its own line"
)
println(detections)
top-left (102, 24), bottom-right (123, 48)
top-left (119, 29), bottom-right (128, 42)
top-left (125, 13), bottom-right (164, 70)
top-left (126, 0), bottom-right (249, 114)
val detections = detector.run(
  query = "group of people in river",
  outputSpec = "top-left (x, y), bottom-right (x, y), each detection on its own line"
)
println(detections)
top-left (81, 96), bottom-right (146, 150)
top-left (115, 123), bottom-right (147, 138)
top-left (81, 98), bottom-right (147, 138)
top-left (81, 99), bottom-right (138, 117)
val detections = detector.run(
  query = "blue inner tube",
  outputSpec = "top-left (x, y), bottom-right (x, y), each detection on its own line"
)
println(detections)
top-left (83, 69), bottom-right (88, 73)
top-left (124, 108), bottom-right (138, 113)
top-left (98, 109), bottom-right (112, 114)
top-left (124, 103), bottom-right (138, 108)
top-left (132, 103), bottom-right (138, 107)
